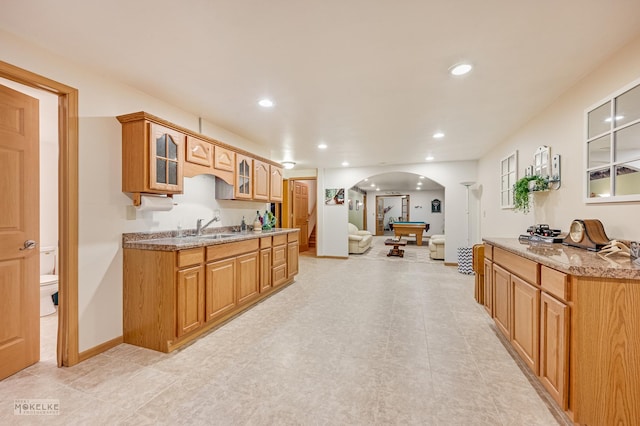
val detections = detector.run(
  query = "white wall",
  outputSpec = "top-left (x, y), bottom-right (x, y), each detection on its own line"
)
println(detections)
top-left (347, 189), bottom-right (365, 229)
top-left (477, 34), bottom-right (640, 241)
top-left (1, 30), bottom-right (274, 352)
top-left (318, 162), bottom-right (477, 260)
top-left (404, 190), bottom-right (445, 235)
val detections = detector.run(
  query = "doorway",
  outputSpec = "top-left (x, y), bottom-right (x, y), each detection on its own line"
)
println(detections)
top-left (1, 78), bottom-right (60, 365)
top-left (283, 177), bottom-right (317, 255)
top-left (0, 61), bottom-right (79, 371)
top-left (375, 195), bottom-right (409, 236)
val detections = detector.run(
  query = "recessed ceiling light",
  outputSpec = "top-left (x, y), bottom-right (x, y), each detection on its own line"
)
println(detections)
top-left (416, 187), bottom-right (421, 190)
top-left (419, 176), bottom-right (425, 179)
top-left (433, 132), bottom-right (445, 139)
top-left (450, 63), bottom-right (473, 76)
top-left (342, 161), bottom-right (349, 167)
top-left (281, 161), bottom-right (296, 169)
top-left (376, 187), bottom-right (380, 191)
top-left (258, 99), bottom-right (274, 107)
top-left (364, 178), bottom-right (369, 182)
top-left (370, 183), bottom-right (376, 187)
top-left (318, 143), bottom-right (327, 149)
top-left (426, 155), bottom-right (434, 161)
top-left (417, 182), bottom-right (422, 186)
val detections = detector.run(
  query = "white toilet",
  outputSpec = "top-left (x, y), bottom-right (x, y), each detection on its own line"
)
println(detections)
top-left (40, 246), bottom-right (59, 317)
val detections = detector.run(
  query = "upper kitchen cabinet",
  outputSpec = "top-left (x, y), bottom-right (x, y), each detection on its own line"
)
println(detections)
top-left (185, 135), bottom-right (213, 167)
top-left (214, 146), bottom-right (235, 172)
top-left (119, 113), bottom-right (185, 196)
top-left (253, 159), bottom-right (270, 201)
top-left (234, 153), bottom-right (253, 199)
top-left (270, 165), bottom-right (284, 202)
top-left (119, 112), bottom-right (284, 202)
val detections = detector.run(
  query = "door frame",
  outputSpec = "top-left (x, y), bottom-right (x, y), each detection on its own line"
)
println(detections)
top-left (375, 194), bottom-right (410, 235)
top-left (282, 177), bottom-right (317, 254)
top-left (0, 61), bottom-right (79, 367)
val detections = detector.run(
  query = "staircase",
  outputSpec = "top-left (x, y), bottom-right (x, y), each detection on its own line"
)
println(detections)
top-left (308, 226), bottom-right (316, 248)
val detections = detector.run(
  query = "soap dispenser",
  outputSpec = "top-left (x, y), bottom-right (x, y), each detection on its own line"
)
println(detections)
top-left (240, 216), bottom-right (246, 232)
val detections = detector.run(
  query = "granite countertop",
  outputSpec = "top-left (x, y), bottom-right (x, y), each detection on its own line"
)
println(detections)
top-left (123, 228), bottom-right (299, 251)
top-left (483, 237), bottom-right (640, 280)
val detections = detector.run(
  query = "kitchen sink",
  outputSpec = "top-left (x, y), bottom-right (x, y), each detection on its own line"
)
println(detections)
top-left (199, 234), bottom-right (237, 240)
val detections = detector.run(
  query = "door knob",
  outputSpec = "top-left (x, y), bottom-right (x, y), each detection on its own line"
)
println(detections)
top-left (20, 240), bottom-right (37, 250)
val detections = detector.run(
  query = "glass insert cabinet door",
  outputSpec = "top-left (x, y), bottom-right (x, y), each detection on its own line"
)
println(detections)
top-left (234, 153), bottom-right (253, 199)
top-left (149, 123), bottom-right (184, 192)
top-left (586, 79), bottom-right (640, 202)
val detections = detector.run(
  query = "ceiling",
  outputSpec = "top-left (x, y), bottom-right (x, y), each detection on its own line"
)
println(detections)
top-left (2, 1), bottom-right (640, 192)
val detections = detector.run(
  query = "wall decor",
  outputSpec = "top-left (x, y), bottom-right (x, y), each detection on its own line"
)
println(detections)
top-left (325, 188), bottom-right (345, 205)
top-left (585, 76), bottom-right (640, 202)
top-left (431, 199), bottom-right (441, 213)
top-left (500, 151), bottom-right (518, 208)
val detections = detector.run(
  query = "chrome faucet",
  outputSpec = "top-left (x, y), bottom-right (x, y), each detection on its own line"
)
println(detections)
top-left (196, 215), bottom-right (220, 235)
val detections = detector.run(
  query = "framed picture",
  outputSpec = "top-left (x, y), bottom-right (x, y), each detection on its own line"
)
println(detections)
top-left (356, 201), bottom-right (360, 211)
top-left (325, 188), bottom-right (345, 205)
top-left (431, 199), bottom-right (441, 213)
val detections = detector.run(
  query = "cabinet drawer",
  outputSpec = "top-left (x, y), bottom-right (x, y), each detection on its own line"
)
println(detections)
top-left (260, 236), bottom-right (272, 248)
top-left (494, 247), bottom-right (538, 284)
top-left (206, 239), bottom-right (259, 261)
top-left (272, 263), bottom-right (287, 287)
top-left (177, 248), bottom-right (204, 268)
top-left (272, 244), bottom-right (287, 266)
top-left (541, 266), bottom-right (569, 301)
top-left (273, 234), bottom-right (287, 246)
top-left (287, 232), bottom-right (299, 242)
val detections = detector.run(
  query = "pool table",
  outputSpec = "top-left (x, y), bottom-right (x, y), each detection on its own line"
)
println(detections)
top-left (393, 222), bottom-right (430, 246)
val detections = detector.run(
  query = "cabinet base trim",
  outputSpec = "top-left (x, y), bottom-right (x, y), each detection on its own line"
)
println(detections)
top-left (167, 278), bottom-right (296, 353)
top-left (491, 325), bottom-right (574, 425)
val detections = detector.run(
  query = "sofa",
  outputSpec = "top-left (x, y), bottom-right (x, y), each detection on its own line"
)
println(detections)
top-left (429, 234), bottom-right (445, 260)
top-left (348, 223), bottom-right (373, 254)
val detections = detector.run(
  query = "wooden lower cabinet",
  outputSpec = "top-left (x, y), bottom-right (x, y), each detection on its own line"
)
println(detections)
top-left (205, 258), bottom-right (236, 321)
top-left (259, 247), bottom-right (272, 292)
top-left (492, 264), bottom-right (511, 338)
top-left (483, 258), bottom-right (493, 316)
top-left (287, 241), bottom-right (299, 278)
top-left (123, 232), bottom-right (299, 353)
top-left (236, 252), bottom-right (259, 305)
top-left (539, 291), bottom-right (569, 410)
top-left (176, 265), bottom-right (205, 337)
top-left (272, 235), bottom-right (288, 287)
top-left (511, 275), bottom-right (540, 374)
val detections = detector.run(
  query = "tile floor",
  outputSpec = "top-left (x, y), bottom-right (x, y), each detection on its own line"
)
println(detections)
top-left (1, 237), bottom-right (564, 425)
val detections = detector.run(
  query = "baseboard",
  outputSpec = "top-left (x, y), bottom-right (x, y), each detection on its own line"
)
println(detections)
top-left (78, 335), bottom-right (123, 362)
top-left (316, 255), bottom-right (349, 259)
top-left (444, 262), bottom-right (458, 267)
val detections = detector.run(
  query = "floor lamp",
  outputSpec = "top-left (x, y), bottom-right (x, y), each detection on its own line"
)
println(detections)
top-left (458, 181), bottom-right (475, 274)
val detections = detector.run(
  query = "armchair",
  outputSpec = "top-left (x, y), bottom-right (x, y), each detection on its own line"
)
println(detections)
top-left (429, 235), bottom-right (445, 260)
top-left (348, 223), bottom-right (373, 254)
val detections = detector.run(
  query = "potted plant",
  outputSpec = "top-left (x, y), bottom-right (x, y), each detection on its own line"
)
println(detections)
top-left (513, 175), bottom-right (548, 214)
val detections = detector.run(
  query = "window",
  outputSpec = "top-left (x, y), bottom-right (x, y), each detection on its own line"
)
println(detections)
top-left (586, 78), bottom-right (640, 202)
top-left (500, 151), bottom-right (518, 208)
